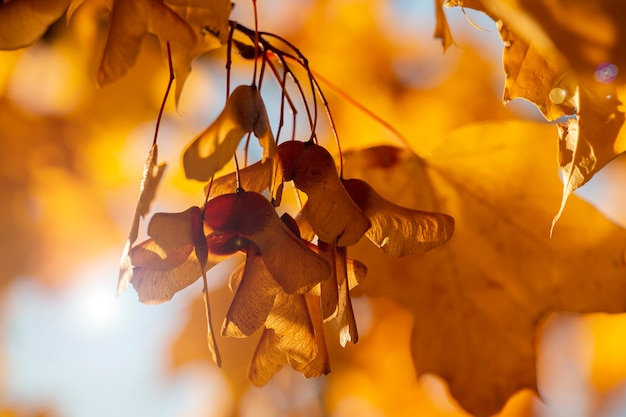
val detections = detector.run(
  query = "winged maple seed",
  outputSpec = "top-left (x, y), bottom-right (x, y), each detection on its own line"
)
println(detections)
top-left (183, 85), bottom-right (275, 182)
top-left (116, 21), bottom-right (455, 387)
top-left (124, 138), bottom-right (454, 377)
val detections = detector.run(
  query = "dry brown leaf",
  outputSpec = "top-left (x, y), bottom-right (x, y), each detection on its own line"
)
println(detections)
top-left (308, 255), bottom-right (368, 297)
top-left (99, 0), bottom-right (195, 86)
top-left (298, 293), bottom-right (331, 377)
top-left (552, 90), bottom-right (626, 232)
top-left (0, 0), bottom-right (71, 50)
top-left (266, 291), bottom-right (317, 364)
top-left (345, 121), bottom-right (626, 417)
top-left (148, 206), bottom-right (200, 249)
top-left (117, 143), bottom-right (166, 295)
top-left (183, 85), bottom-right (276, 182)
top-left (498, 24), bottom-right (575, 122)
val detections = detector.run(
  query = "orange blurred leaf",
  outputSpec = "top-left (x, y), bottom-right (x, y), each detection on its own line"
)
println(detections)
top-left (99, 0), bottom-right (195, 86)
top-left (0, 0), bottom-right (71, 50)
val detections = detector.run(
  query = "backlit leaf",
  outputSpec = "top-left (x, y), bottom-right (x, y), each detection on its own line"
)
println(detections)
top-left (248, 289), bottom-right (324, 385)
top-left (129, 239), bottom-right (198, 304)
top-left (345, 121), bottom-right (626, 417)
top-left (445, 0), bottom-right (626, 227)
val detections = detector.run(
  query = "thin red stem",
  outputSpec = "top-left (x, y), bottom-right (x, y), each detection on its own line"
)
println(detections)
top-left (153, 42), bottom-right (174, 147)
top-left (252, 0), bottom-right (259, 86)
top-left (226, 21), bottom-right (237, 97)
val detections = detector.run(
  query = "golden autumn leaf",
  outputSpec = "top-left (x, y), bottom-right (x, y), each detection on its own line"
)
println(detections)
top-left (165, 0), bottom-right (231, 104)
top-left (443, 0), bottom-right (626, 229)
top-left (99, 0), bottom-right (195, 86)
top-left (345, 121), bottom-right (626, 417)
top-left (0, 0), bottom-right (71, 50)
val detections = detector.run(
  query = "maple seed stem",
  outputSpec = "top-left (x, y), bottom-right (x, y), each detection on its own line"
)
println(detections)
top-left (233, 153), bottom-right (242, 192)
top-left (232, 23), bottom-right (315, 134)
top-left (251, 0), bottom-right (259, 87)
top-left (225, 22), bottom-right (237, 97)
top-left (152, 42), bottom-right (174, 147)
top-left (312, 69), bottom-right (411, 150)
top-left (267, 57), bottom-right (298, 143)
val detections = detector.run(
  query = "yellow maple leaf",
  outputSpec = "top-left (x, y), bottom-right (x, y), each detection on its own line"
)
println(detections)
top-left (345, 120), bottom-right (626, 417)
top-left (444, 0), bottom-right (626, 229)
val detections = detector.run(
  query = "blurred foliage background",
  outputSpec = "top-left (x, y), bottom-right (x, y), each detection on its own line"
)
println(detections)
top-left (2, 0), bottom-right (626, 416)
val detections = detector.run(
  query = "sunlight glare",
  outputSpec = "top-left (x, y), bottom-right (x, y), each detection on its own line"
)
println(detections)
top-left (73, 282), bottom-right (120, 329)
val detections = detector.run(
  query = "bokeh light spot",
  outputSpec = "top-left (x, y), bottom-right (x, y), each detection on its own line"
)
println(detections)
top-left (595, 63), bottom-right (618, 84)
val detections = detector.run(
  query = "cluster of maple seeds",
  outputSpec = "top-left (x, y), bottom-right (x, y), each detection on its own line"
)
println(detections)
top-left (118, 26), bottom-right (454, 384)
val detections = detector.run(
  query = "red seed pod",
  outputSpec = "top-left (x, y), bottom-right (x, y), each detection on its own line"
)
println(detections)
top-left (276, 140), bottom-right (306, 181)
top-left (204, 191), bottom-right (274, 236)
top-left (289, 143), bottom-right (370, 247)
top-left (205, 190), bottom-right (331, 294)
